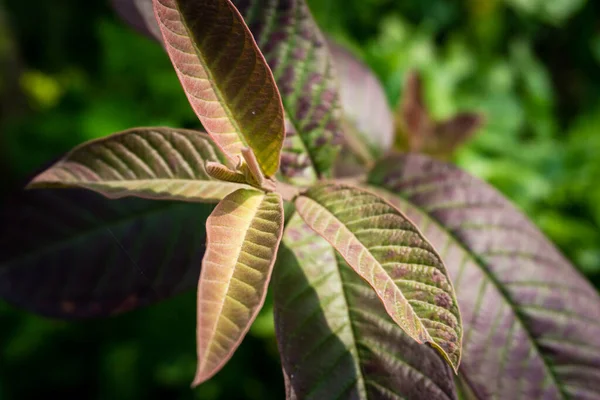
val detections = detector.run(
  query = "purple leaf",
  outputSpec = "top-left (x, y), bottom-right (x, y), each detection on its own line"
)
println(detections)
top-left (110, 0), bottom-right (344, 181)
top-left (327, 39), bottom-right (394, 158)
top-left (110, 0), bottom-right (161, 41)
top-left (233, 0), bottom-right (344, 179)
top-left (396, 71), bottom-right (484, 158)
top-left (369, 153), bottom-right (600, 399)
top-left (272, 214), bottom-right (458, 399)
top-left (0, 188), bottom-right (212, 318)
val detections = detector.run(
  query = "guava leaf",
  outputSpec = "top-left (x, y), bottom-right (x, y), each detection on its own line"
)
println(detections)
top-left (432, 113), bottom-right (484, 156)
top-left (111, 0), bottom-right (161, 40)
top-left (111, 0), bottom-right (342, 180)
top-left (28, 128), bottom-right (249, 202)
top-left (153, 0), bottom-right (285, 177)
top-left (396, 71), bottom-right (483, 158)
top-left (0, 188), bottom-right (212, 318)
top-left (328, 39), bottom-right (394, 159)
top-left (233, 0), bottom-right (344, 179)
top-left (194, 189), bottom-right (284, 386)
top-left (368, 153), bottom-right (600, 399)
top-left (295, 183), bottom-right (462, 371)
top-left (273, 214), bottom-right (458, 400)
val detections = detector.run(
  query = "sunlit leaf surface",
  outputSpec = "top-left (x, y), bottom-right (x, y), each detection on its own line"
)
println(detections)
top-left (273, 214), bottom-right (458, 399)
top-left (153, 0), bottom-right (285, 177)
top-left (194, 189), bottom-right (284, 385)
top-left (29, 128), bottom-right (249, 202)
top-left (233, 0), bottom-right (344, 180)
top-left (295, 183), bottom-right (462, 370)
top-left (369, 153), bottom-right (600, 399)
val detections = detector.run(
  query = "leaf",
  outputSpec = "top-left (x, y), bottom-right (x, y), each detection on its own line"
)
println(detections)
top-left (398, 70), bottom-right (431, 150)
top-left (153, 0), bottom-right (285, 177)
top-left (328, 39), bottom-right (394, 159)
top-left (233, 0), bottom-right (344, 179)
top-left (273, 214), bottom-right (458, 400)
top-left (194, 188), bottom-right (284, 385)
top-left (111, 0), bottom-right (342, 180)
top-left (368, 153), bottom-right (600, 399)
top-left (294, 183), bottom-right (462, 371)
top-left (28, 127), bottom-right (248, 202)
top-left (396, 71), bottom-right (483, 158)
top-left (111, 0), bottom-right (162, 40)
top-left (431, 113), bottom-right (484, 156)
top-left (0, 188), bottom-right (212, 318)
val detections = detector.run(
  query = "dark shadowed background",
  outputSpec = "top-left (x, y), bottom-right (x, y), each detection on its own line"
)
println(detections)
top-left (1, 0), bottom-right (599, 398)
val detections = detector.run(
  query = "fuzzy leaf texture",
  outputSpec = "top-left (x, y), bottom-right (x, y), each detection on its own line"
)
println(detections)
top-left (295, 183), bottom-right (462, 371)
top-left (153, 0), bottom-right (285, 177)
top-left (194, 189), bottom-right (284, 385)
top-left (29, 128), bottom-right (249, 202)
top-left (369, 154), bottom-right (600, 399)
top-left (273, 214), bottom-right (458, 400)
top-left (0, 189), bottom-right (212, 318)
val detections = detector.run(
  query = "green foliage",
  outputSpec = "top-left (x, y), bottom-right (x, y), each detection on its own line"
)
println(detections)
top-left (2, 0), bottom-right (600, 399)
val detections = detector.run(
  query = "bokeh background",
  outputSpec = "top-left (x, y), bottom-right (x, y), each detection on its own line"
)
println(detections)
top-left (1, 0), bottom-right (600, 398)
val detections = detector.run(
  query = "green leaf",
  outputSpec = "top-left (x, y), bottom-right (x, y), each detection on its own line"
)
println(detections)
top-left (273, 214), bottom-right (458, 399)
top-left (194, 189), bottom-right (284, 386)
top-left (368, 153), bottom-right (600, 399)
top-left (0, 188), bottom-right (212, 318)
top-left (295, 183), bottom-right (462, 371)
top-left (29, 128), bottom-right (248, 202)
top-left (153, 0), bottom-right (286, 177)
top-left (233, 0), bottom-right (344, 180)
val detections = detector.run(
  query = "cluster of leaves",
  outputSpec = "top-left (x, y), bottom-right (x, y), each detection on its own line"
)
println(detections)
top-left (312, 0), bottom-right (600, 278)
top-left (2, 0), bottom-right (600, 399)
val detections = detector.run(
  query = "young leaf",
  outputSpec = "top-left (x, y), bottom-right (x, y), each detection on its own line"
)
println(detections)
top-left (194, 189), bottom-right (284, 386)
top-left (294, 183), bottom-right (462, 371)
top-left (233, 0), bottom-right (344, 179)
top-left (328, 39), bottom-right (394, 159)
top-left (111, 0), bottom-right (342, 180)
top-left (396, 71), bottom-right (484, 158)
top-left (398, 71), bottom-right (431, 152)
top-left (369, 154), bottom-right (600, 399)
top-left (273, 214), bottom-right (458, 400)
top-left (28, 128), bottom-right (250, 202)
top-left (431, 113), bottom-right (484, 156)
top-left (0, 188), bottom-right (211, 318)
top-left (153, 0), bottom-right (286, 177)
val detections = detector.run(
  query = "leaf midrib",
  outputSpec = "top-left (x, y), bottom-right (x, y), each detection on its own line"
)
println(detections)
top-left (374, 186), bottom-right (569, 399)
top-left (73, 178), bottom-right (246, 186)
top-left (297, 195), bottom-right (433, 346)
top-left (199, 191), bottom-right (265, 370)
top-left (167, 0), bottom-right (249, 153)
top-left (303, 248), bottom-right (368, 399)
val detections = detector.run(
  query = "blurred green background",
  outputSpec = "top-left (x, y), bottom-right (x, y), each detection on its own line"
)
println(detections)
top-left (1, 0), bottom-right (599, 398)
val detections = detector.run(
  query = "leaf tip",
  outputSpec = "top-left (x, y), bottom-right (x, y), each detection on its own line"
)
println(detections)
top-left (191, 361), bottom-right (219, 388)
top-left (191, 371), bottom-right (206, 389)
top-left (428, 341), bottom-right (460, 374)
top-left (26, 171), bottom-right (59, 190)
